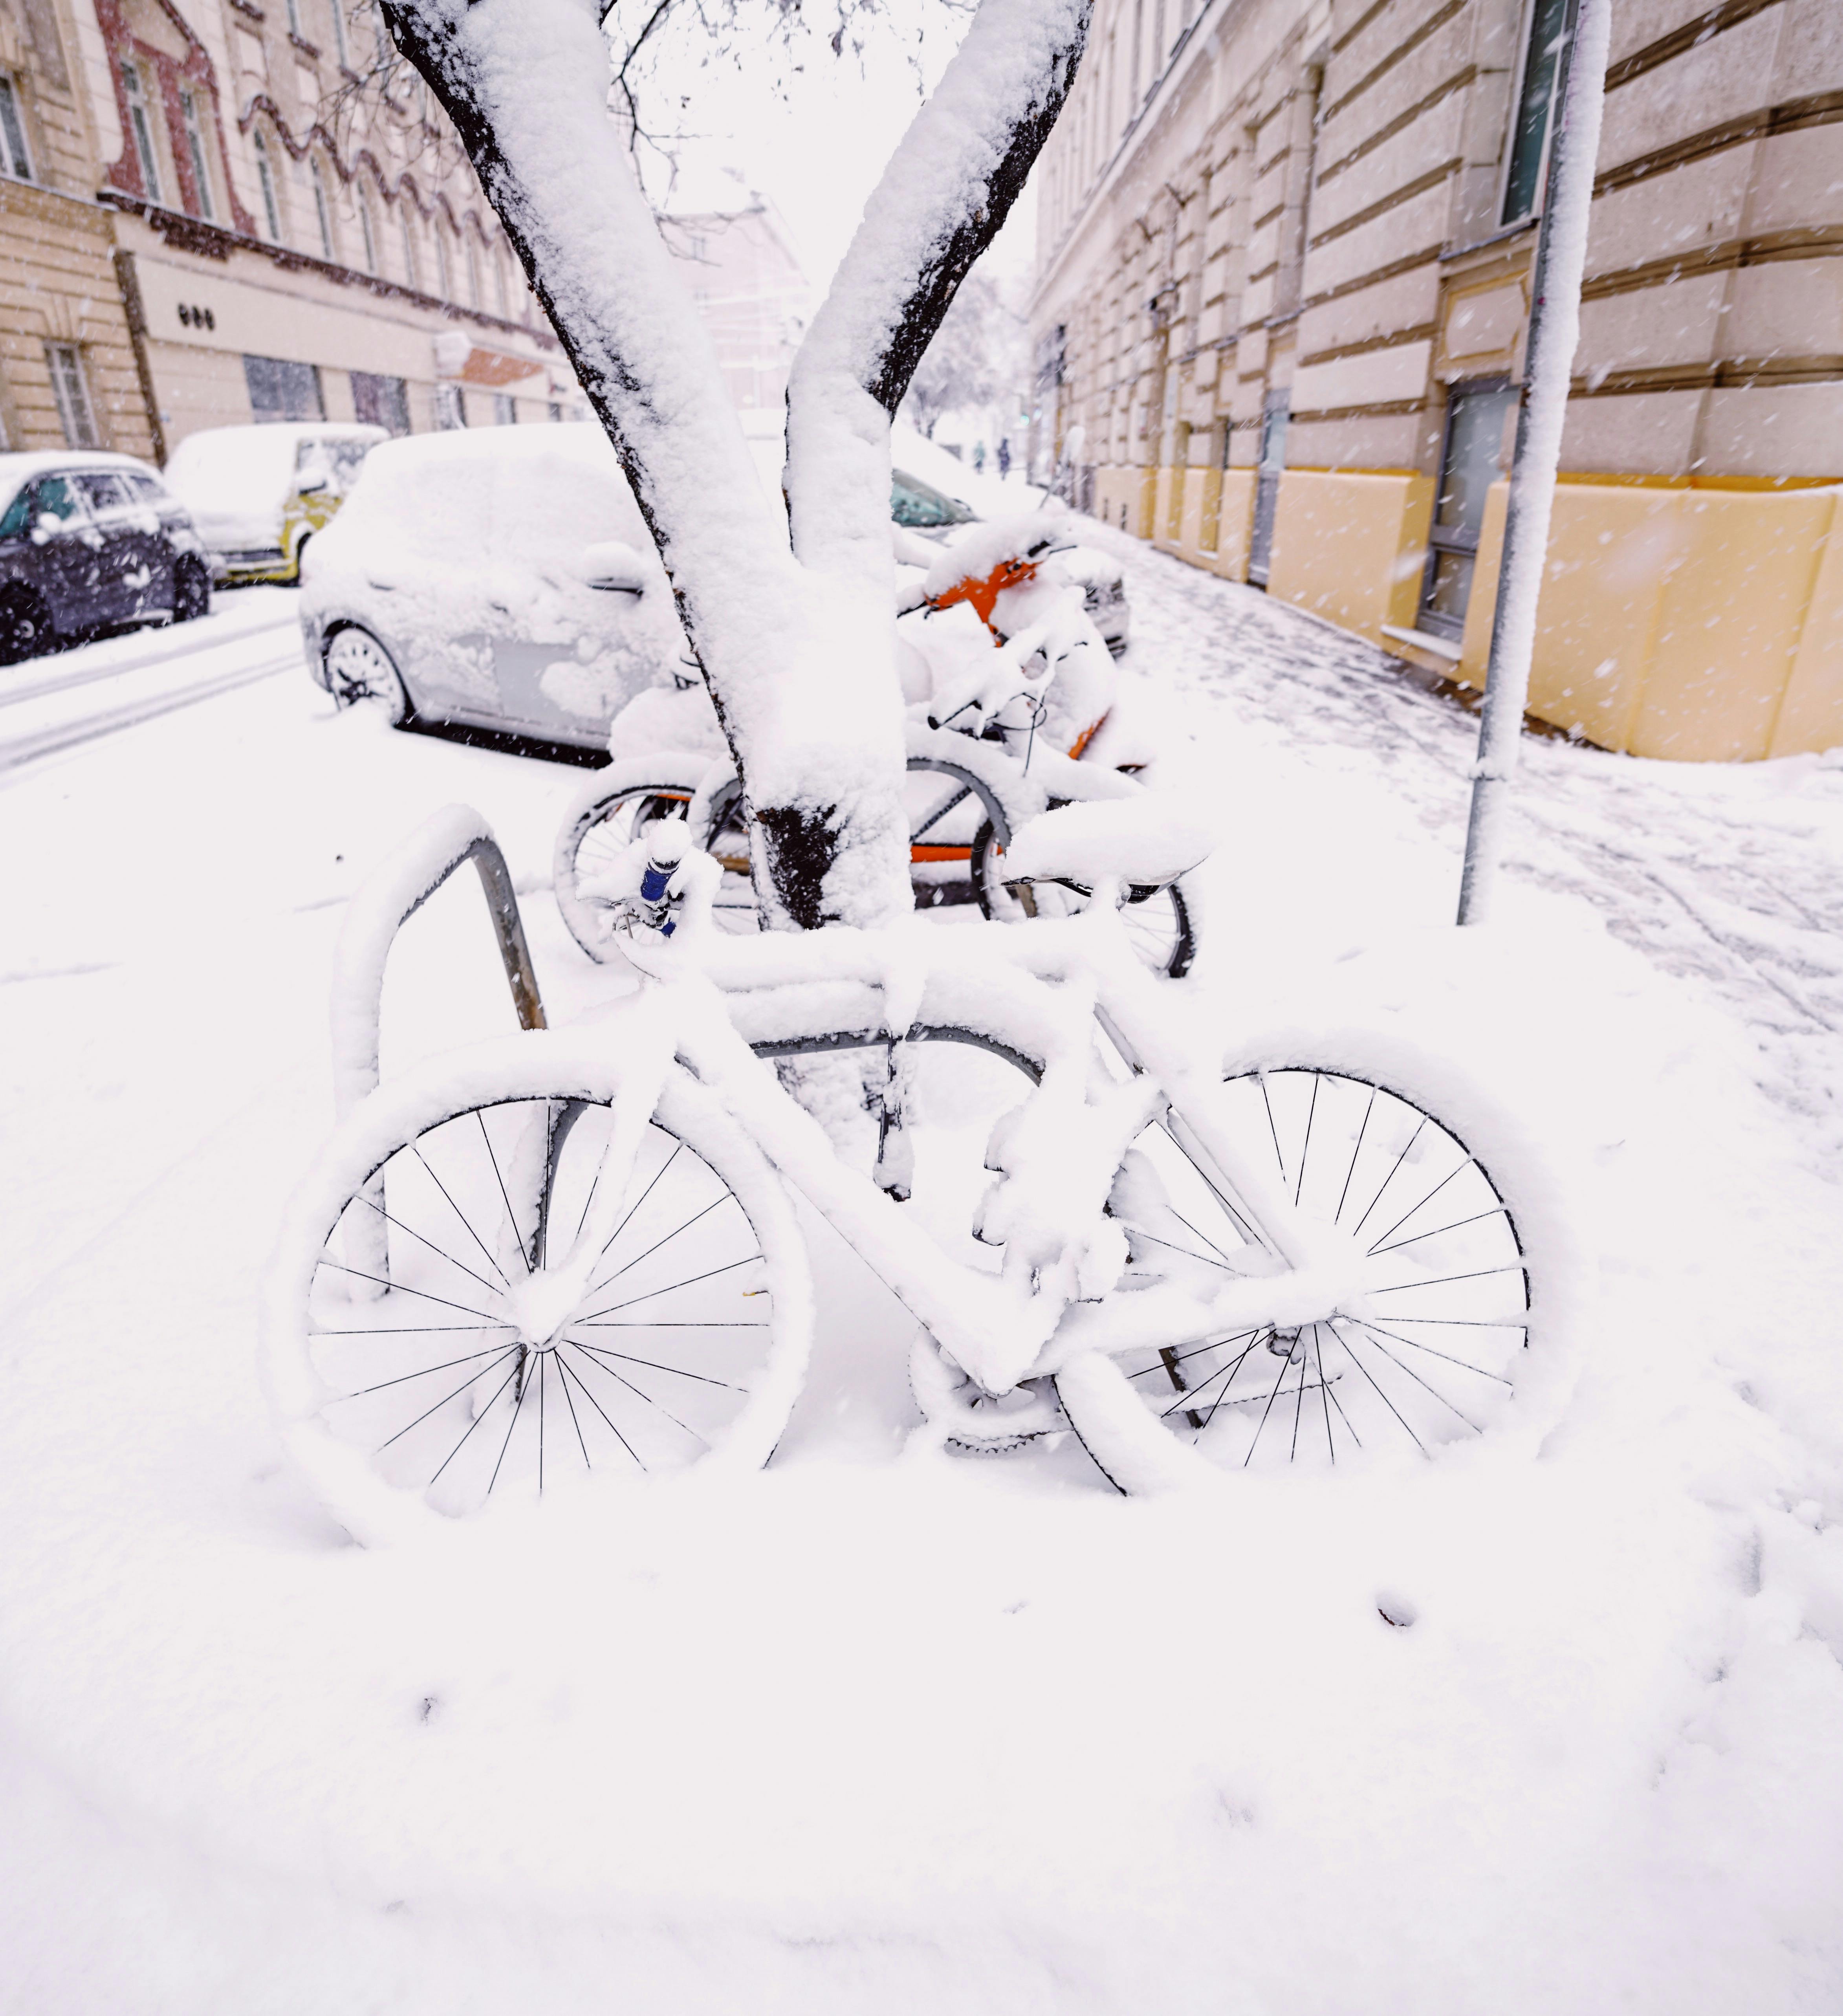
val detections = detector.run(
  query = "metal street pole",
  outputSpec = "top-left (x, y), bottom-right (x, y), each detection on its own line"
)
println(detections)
top-left (1456, 0), bottom-right (1611, 925)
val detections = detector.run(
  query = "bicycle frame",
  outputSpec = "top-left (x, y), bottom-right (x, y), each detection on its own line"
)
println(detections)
top-left (536, 877), bottom-right (1356, 1402)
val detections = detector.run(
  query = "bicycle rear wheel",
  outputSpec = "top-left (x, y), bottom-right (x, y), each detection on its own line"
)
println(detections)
top-left (1056, 1045), bottom-right (1557, 1493)
top-left (971, 819), bottom-right (1197, 978)
top-left (264, 1035), bottom-right (811, 1544)
top-left (555, 779), bottom-right (757, 960)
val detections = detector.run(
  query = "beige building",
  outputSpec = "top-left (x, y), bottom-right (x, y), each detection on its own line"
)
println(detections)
top-left (1032, 0), bottom-right (1842, 761)
top-left (0, 0), bottom-right (157, 456)
top-left (73, 0), bottom-right (572, 460)
top-left (660, 168), bottom-right (811, 416)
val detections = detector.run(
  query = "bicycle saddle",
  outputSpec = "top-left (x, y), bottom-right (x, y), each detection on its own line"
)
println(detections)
top-left (999, 799), bottom-right (1212, 893)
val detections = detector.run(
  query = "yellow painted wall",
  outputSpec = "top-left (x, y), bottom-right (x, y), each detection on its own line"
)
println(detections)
top-left (1198, 466), bottom-right (1225, 555)
top-left (1213, 470), bottom-right (1255, 583)
top-left (1176, 467), bottom-right (1209, 556)
top-left (1266, 470), bottom-right (1433, 645)
top-left (1460, 479), bottom-right (1840, 760)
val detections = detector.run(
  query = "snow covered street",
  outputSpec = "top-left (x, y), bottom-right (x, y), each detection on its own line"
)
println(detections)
top-left (2, 567), bottom-right (1840, 2012)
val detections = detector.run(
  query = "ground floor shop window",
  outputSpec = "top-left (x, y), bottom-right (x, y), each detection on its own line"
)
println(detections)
top-left (47, 344), bottom-right (99, 447)
top-left (493, 392), bottom-right (517, 424)
top-left (1419, 379), bottom-right (1519, 641)
top-left (244, 354), bottom-right (325, 423)
top-left (352, 370), bottom-right (410, 434)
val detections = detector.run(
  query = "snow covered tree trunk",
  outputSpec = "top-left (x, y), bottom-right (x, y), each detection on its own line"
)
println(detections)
top-left (381, 0), bottom-right (1087, 931)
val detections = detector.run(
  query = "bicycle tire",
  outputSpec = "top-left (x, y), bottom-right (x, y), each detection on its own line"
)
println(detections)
top-left (970, 817), bottom-right (1198, 979)
top-left (1054, 1030), bottom-right (1576, 1493)
top-left (264, 1032), bottom-right (813, 1545)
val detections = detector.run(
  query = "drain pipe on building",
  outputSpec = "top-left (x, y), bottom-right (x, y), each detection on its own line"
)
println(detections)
top-left (1456, 0), bottom-right (1612, 925)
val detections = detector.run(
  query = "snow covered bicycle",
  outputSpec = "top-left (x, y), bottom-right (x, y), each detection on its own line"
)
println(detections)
top-left (266, 800), bottom-right (1561, 1545)
top-left (553, 508), bottom-right (1200, 977)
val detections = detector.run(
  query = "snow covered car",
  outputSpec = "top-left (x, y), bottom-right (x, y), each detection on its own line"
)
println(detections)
top-left (165, 422), bottom-right (387, 586)
top-left (0, 451), bottom-right (211, 663)
top-left (298, 424), bottom-right (689, 751)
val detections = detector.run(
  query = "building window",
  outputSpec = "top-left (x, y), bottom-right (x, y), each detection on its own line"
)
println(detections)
top-left (311, 159), bottom-right (333, 260)
top-left (0, 75), bottom-right (33, 181)
top-left (351, 369), bottom-right (410, 434)
top-left (284, 0), bottom-right (304, 37)
top-left (47, 344), bottom-right (99, 447)
top-left (178, 90), bottom-right (214, 221)
top-left (121, 61), bottom-right (163, 205)
top-left (436, 381), bottom-right (464, 429)
top-left (398, 205), bottom-right (418, 288)
top-left (1418, 379), bottom-right (1519, 639)
top-left (1502, 0), bottom-right (1570, 225)
top-left (244, 352), bottom-right (325, 421)
top-left (357, 191), bottom-right (376, 272)
top-left (464, 231), bottom-right (480, 307)
top-left (253, 131), bottom-right (282, 239)
top-left (328, 0), bottom-right (349, 69)
top-left (493, 247), bottom-right (509, 319)
top-left (1247, 392), bottom-right (1288, 588)
top-left (493, 392), bottom-right (516, 425)
top-left (434, 221), bottom-right (451, 300)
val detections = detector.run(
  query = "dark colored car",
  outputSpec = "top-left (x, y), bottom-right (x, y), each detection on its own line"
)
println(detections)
top-left (0, 451), bottom-right (212, 665)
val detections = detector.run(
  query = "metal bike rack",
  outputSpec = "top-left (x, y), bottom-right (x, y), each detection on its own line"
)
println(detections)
top-left (331, 803), bottom-right (546, 1127)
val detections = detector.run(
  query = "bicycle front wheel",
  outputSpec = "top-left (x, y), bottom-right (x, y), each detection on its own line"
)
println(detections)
top-left (264, 1035), bottom-right (812, 1544)
top-left (1056, 1044), bottom-right (1559, 1493)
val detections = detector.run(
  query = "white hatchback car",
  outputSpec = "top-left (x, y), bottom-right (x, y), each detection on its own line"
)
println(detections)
top-left (298, 425), bottom-right (690, 752)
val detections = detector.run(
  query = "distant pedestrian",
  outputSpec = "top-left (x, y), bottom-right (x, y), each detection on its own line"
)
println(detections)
top-left (973, 441), bottom-right (986, 474)
top-left (997, 438), bottom-right (1011, 479)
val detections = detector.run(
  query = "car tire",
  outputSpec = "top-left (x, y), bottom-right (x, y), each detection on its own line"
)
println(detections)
top-left (172, 557), bottom-right (211, 624)
top-left (0, 585), bottom-right (53, 667)
top-left (324, 624), bottom-right (413, 727)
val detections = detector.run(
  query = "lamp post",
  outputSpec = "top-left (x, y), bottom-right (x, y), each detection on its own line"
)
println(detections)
top-left (1456, 0), bottom-right (1611, 925)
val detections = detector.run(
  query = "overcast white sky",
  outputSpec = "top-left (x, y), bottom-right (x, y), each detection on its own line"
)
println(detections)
top-left (628, 2), bottom-right (1037, 297)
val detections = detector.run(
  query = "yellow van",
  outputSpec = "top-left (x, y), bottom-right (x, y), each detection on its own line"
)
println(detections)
top-left (164, 423), bottom-right (387, 585)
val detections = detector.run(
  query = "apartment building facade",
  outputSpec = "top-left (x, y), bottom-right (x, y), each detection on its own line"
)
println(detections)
top-left (1031, 0), bottom-right (1842, 761)
top-left (0, 0), bottom-right (157, 456)
top-left (0, 0), bottom-right (576, 469)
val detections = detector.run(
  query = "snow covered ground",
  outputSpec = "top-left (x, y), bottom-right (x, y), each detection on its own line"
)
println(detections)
top-left (1, 560), bottom-right (1839, 2012)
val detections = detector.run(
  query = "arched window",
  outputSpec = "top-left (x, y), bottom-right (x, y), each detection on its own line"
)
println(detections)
top-left (398, 202), bottom-right (418, 287)
top-left (464, 228), bottom-right (480, 308)
top-left (311, 158), bottom-right (333, 260)
top-left (357, 188), bottom-right (376, 273)
top-left (434, 218), bottom-right (451, 300)
top-left (121, 60), bottom-right (162, 204)
top-left (178, 88), bottom-right (214, 220)
top-left (253, 128), bottom-right (282, 240)
top-left (493, 244), bottom-right (509, 318)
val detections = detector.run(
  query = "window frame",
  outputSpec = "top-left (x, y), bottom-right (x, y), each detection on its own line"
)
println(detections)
top-left (178, 87), bottom-right (215, 221)
top-left (120, 59), bottom-right (164, 206)
top-left (1497, 0), bottom-right (1573, 229)
top-left (0, 73), bottom-right (34, 182)
top-left (253, 128), bottom-right (283, 240)
top-left (46, 345), bottom-right (101, 449)
top-left (1417, 374), bottom-right (1518, 641)
top-left (310, 158), bottom-right (334, 261)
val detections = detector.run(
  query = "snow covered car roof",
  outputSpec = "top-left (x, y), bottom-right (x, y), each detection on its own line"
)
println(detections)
top-left (0, 450), bottom-right (165, 514)
top-left (164, 423), bottom-right (387, 517)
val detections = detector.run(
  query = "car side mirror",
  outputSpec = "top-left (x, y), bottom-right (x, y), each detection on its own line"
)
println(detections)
top-left (581, 540), bottom-right (647, 594)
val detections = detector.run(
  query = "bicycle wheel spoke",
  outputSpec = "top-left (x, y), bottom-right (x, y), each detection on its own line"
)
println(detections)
top-left (1367, 1158), bottom-right (1466, 1256)
top-left (1333, 1084), bottom-right (1376, 1226)
top-left (1258, 1075), bottom-right (1284, 1183)
top-left (410, 1140), bottom-right (511, 1287)
top-left (1369, 1203), bottom-right (1509, 1258)
top-left (1338, 1318), bottom-right (1482, 1433)
top-left (426, 1357), bottom-right (523, 1483)
top-left (1118, 1223), bottom-right (1238, 1272)
top-left (561, 1342), bottom-right (708, 1449)
top-left (1127, 1328), bottom-right (1262, 1379)
top-left (1242, 1343), bottom-right (1295, 1466)
top-left (1312, 1323), bottom-right (1336, 1463)
top-left (578, 1251), bottom-right (764, 1322)
top-left (593, 1138), bottom-right (683, 1264)
top-left (1371, 1264), bottom-right (1526, 1294)
top-left (1294, 1074), bottom-right (1320, 1206)
top-left (556, 1347), bottom-right (592, 1468)
top-left (585, 1190), bottom-right (730, 1301)
top-left (476, 1110), bottom-right (530, 1276)
top-left (565, 1335), bottom-right (741, 1391)
top-left (1348, 1115), bottom-right (1427, 1242)
top-left (486, 1352), bottom-right (535, 1497)
top-left (352, 1190), bottom-right (504, 1300)
top-left (375, 1343), bottom-right (518, 1452)
top-left (1351, 1316), bottom-right (1514, 1387)
top-left (1325, 1322), bottom-right (1428, 1455)
top-left (310, 1322), bottom-right (519, 1336)
top-left (315, 1260), bottom-right (504, 1325)
top-left (350, 1343), bottom-right (517, 1397)
top-left (555, 1349), bottom-right (644, 1471)
top-left (911, 781), bottom-right (973, 840)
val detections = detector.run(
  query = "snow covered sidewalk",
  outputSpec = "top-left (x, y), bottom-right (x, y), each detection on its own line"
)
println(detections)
top-left (0, 571), bottom-right (1839, 2013)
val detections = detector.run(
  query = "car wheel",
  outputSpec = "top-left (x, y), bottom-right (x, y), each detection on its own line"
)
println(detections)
top-left (172, 557), bottom-right (211, 624)
top-left (0, 585), bottom-right (53, 667)
top-left (324, 625), bottom-right (412, 727)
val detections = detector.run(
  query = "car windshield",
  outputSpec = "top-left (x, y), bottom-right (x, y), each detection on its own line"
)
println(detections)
top-left (165, 428), bottom-right (303, 514)
top-left (891, 469), bottom-right (977, 528)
